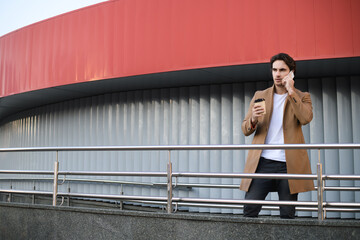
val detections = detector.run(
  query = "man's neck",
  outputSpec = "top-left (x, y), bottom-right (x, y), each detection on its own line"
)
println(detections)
top-left (274, 85), bottom-right (287, 95)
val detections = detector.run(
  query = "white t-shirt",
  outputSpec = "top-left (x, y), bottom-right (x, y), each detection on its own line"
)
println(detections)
top-left (261, 93), bottom-right (288, 162)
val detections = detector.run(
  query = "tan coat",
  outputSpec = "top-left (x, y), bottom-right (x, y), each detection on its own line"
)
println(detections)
top-left (240, 85), bottom-right (315, 194)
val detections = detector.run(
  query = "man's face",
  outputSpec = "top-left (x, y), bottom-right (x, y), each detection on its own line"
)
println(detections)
top-left (272, 60), bottom-right (291, 87)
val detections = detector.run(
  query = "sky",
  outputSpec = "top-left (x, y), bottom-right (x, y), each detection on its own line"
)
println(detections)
top-left (0, 0), bottom-right (108, 37)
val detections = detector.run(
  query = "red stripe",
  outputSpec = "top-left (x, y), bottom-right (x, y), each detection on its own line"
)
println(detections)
top-left (0, 0), bottom-right (359, 97)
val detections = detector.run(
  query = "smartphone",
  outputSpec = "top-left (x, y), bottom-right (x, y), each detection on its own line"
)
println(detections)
top-left (289, 70), bottom-right (294, 79)
top-left (282, 71), bottom-right (294, 85)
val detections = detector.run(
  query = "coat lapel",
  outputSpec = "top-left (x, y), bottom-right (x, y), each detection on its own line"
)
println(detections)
top-left (264, 85), bottom-right (275, 125)
top-left (283, 94), bottom-right (290, 120)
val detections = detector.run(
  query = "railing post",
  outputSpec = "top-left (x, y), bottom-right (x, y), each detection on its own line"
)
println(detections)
top-left (119, 184), bottom-right (124, 210)
top-left (8, 181), bottom-right (12, 203)
top-left (167, 150), bottom-right (173, 213)
top-left (67, 182), bottom-right (71, 207)
top-left (53, 151), bottom-right (59, 206)
top-left (317, 149), bottom-right (324, 220)
top-left (32, 181), bottom-right (36, 204)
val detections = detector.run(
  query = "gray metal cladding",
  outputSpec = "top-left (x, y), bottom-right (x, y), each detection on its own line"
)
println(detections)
top-left (0, 77), bottom-right (359, 218)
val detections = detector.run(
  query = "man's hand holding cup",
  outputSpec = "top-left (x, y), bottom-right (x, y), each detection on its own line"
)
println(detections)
top-left (251, 98), bottom-right (266, 126)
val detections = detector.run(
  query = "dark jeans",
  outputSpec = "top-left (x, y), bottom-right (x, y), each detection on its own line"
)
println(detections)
top-left (244, 157), bottom-right (298, 218)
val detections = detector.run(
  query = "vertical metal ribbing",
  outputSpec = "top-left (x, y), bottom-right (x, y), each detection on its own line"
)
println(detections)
top-left (0, 81), bottom-right (358, 218)
top-left (167, 150), bottom-right (173, 213)
top-left (53, 151), bottom-right (59, 207)
top-left (317, 149), bottom-right (324, 220)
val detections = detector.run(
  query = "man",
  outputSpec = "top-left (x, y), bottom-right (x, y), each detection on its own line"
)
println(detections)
top-left (241, 53), bottom-right (314, 218)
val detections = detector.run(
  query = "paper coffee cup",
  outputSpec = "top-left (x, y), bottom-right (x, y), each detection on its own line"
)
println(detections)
top-left (254, 98), bottom-right (266, 114)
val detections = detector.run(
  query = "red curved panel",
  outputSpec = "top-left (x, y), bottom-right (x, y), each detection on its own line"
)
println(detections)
top-left (0, 0), bottom-right (359, 98)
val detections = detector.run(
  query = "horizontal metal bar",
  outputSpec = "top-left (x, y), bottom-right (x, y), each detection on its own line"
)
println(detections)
top-left (157, 183), bottom-right (236, 189)
top-left (0, 170), bottom-right (54, 175)
top-left (324, 202), bottom-right (360, 208)
top-left (58, 192), bottom-right (168, 202)
top-left (58, 178), bottom-right (156, 186)
top-left (0, 177), bottom-right (181, 190)
top-left (0, 189), bottom-right (52, 195)
top-left (172, 197), bottom-right (318, 207)
top-left (323, 186), bottom-right (360, 191)
top-left (3, 178), bottom-right (360, 192)
top-left (128, 200), bottom-right (318, 211)
top-left (2, 178), bottom-right (360, 191)
top-left (130, 200), bottom-right (360, 212)
top-left (173, 173), bottom-right (317, 180)
top-left (324, 208), bottom-right (360, 212)
top-left (119, 199), bottom-right (360, 212)
top-left (121, 200), bottom-right (167, 206)
top-left (164, 183), bottom-right (360, 191)
top-left (324, 175), bottom-right (360, 180)
top-left (2, 189), bottom-right (360, 210)
top-left (0, 189), bottom-right (167, 201)
top-left (0, 190), bottom-right (318, 207)
top-left (0, 171), bottom-right (319, 180)
top-left (58, 171), bottom-right (167, 177)
top-left (0, 143), bottom-right (359, 153)
top-left (0, 171), bottom-right (166, 177)
top-left (2, 171), bottom-right (360, 182)
top-left (174, 203), bottom-right (318, 212)
top-left (95, 198), bottom-right (360, 212)
top-left (174, 198), bottom-right (360, 208)
top-left (0, 177), bottom-right (161, 187)
top-left (132, 200), bottom-right (360, 212)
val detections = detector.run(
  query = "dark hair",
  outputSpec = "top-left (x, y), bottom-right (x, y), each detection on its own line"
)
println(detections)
top-left (270, 53), bottom-right (296, 74)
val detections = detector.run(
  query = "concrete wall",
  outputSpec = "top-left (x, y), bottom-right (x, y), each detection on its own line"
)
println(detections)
top-left (0, 203), bottom-right (359, 240)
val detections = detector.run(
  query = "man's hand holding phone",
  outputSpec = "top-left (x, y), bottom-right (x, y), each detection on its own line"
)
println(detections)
top-left (282, 71), bottom-right (295, 95)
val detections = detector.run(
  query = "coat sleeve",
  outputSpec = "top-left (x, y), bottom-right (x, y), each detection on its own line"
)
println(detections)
top-left (242, 93), bottom-right (257, 136)
top-left (288, 90), bottom-right (313, 125)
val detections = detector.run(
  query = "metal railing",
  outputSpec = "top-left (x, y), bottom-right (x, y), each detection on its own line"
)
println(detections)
top-left (0, 144), bottom-right (360, 221)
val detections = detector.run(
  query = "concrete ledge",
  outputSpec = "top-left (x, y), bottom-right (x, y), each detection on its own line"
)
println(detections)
top-left (0, 202), bottom-right (359, 240)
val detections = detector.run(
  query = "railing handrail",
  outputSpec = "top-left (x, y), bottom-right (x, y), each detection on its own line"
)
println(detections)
top-left (2, 177), bottom-right (360, 192)
top-left (2, 170), bottom-right (360, 181)
top-left (1, 143), bottom-right (360, 220)
top-left (2, 189), bottom-right (360, 210)
top-left (0, 170), bottom-right (317, 179)
top-left (0, 143), bottom-right (359, 152)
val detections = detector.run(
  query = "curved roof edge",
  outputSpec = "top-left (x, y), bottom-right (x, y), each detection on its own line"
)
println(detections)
top-left (1, 57), bottom-right (359, 123)
top-left (1, 0), bottom-right (359, 98)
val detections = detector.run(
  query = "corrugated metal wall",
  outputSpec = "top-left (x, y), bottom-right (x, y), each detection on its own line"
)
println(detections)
top-left (0, 77), bottom-right (359, 218)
